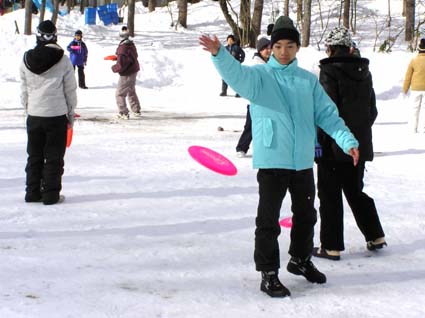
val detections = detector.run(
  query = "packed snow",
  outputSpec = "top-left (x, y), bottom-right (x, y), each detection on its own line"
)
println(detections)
top-left (0, 1), bottom-right (425, 317)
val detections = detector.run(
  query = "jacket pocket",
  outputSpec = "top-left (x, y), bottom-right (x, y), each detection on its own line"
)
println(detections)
top-left (262, 118), bottom-right (273, 147)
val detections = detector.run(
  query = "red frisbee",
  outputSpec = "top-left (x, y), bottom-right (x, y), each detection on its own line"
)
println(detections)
top-left (66, 124), bottom-right (73, 148)
top-left (188, 145), bottom-right (237, 176)
top-left (104, 55), bottom-right (117, 61)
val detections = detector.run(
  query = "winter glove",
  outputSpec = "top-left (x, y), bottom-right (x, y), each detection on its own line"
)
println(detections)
top-left (315, 143), bottom-right (323, 159)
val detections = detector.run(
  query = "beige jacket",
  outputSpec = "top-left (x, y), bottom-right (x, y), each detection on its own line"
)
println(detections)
top-left (403, 53), bottom-right (425, 93)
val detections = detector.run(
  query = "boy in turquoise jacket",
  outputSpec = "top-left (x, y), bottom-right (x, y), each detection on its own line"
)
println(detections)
top-left (199, 16), bottom-right (359, 298)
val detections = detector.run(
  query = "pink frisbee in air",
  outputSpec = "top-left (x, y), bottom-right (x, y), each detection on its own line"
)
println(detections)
top-left (279, 217), bottom-right (292, 228)
top-left (188, 145), bottom-right (237, 176)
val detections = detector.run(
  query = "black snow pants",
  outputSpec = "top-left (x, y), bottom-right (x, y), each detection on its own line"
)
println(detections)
top-left (254, 168), bottom-right (317, 272)
top-left (25, 115), bottom-right (68, 204)
top-left (317, 160), bottom-right (385, 251)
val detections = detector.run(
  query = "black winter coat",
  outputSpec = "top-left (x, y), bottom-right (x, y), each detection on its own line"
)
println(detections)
top-left (225, 44), bottom-right (245, 63)
top-left (318, 54), bottom-right (377, 162)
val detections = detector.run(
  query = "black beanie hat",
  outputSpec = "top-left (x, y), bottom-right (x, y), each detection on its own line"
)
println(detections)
top-left (266, 23), bottom-right (274, 36)
top-left (37, 20), bottom-right (57, 35)
top-left (75, 30), bottom-right (83, 36)
top-left (419, 38), bottom-right (425, 52)
top-left (270, 16), bottom-right (300, 47)
top-left (36, 20), bottom-right (57, 43)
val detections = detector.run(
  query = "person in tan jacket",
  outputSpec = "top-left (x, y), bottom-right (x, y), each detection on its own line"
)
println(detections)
top-left (403, 38), bottom-right (425, 133)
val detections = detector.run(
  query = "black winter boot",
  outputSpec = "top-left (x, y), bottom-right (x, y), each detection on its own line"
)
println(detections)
top-left (287, 256), bottom-right (327, 284)
top-left (260, 271), bottom-right (291, 298)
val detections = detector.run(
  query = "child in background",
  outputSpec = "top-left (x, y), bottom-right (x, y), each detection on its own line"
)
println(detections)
top-left (67, 30), bottom-right (88, 89)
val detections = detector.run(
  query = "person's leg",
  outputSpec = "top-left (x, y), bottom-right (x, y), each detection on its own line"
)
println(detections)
top-left (418, 91), bottom-right (425, 132)
top-left (288, 168), bottom-right (318, 258)
top-left (236, 105), bottom-right (252, 153)
top-left (255, 169), bottom-right (291, 297)
top-left (77, 65), bottom-right (86, 88)
top-left (341, 162), bottom-right (385, 243)
top-left (220, 80), bottom-right (228, 96)
top-left (126, 72), bottom-right (141, 114)
top-left (41, 115), bottom-right (67, 205)
top-left (409, 91), bottom-right (422, 133)
top-left (115, 75), bottom-right (130, 116)
top-left (25, 116), bottom-right (44, 202)
top-left (317, 161), bottom-right (345, 251)
top-left (286, 169), bottom-right (326, 283)
top-left (254, 169), bottom-right (288, 272)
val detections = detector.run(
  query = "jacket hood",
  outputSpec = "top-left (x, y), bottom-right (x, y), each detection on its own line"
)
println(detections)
top-left (319, 55), bottom-right (370, 81)
top-left (23, 43), bottom-right (64, 75)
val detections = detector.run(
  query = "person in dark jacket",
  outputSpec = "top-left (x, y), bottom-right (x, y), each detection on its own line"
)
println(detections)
top-left (112, 26), bottom-right (141, 119)
top-left (313, 27), bottom-right (386, 261)
top-left (67, 30), bottom-right (88, 89)
top-left (20, 20), bottom-right (77, 205)
top-left (220, 34), bottom-right (245, 97)
top-left (235, 36), bottom-right (271, 157)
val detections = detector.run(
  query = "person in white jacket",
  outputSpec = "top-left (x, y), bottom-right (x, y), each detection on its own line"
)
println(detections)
top-left (20, 20), bottom-right (77, 205)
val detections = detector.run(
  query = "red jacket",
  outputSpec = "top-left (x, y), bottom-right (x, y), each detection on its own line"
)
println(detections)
top-left (112, 39), bottom-right (140, 76)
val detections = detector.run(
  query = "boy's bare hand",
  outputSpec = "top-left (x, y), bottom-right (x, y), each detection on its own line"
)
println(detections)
top-left (199, 35), bottom-right (221, 56)
top-left (349, 148), bottom-right (359, 166)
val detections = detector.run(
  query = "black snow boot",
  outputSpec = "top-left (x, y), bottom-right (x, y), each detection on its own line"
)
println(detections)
top-left (287, 256), bottom-right (327, 284)
top-left (260, 270), bottom-right (291, 298)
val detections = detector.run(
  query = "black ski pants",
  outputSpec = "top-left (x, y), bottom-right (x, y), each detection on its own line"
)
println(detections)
top-left (236, 105), bottom-right (252, 153)
top-left (317, 161), bottom-right (385, 251)
top-left (221, 80), bottom-right (228, 95)
top-left (25, 115), bottom-right (67, 203)
top-left (74, 65), bottom-right (86, 88)
top-left (254, 168), bottom-right (317, 272)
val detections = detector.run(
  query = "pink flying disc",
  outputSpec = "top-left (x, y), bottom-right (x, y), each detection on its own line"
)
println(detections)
top-left (188, 145), bottom-right (237, 176)
top-left (279, 217), bottom-right (292, 228)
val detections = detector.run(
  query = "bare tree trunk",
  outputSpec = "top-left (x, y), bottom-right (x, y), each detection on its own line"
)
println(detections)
top-left (51, 0), bottom-right (59, 24)
top-left (350, 0), bottom-right (357, 33)
top-left (148, 0), bottom-right (155, 12)
top-left (402, 0), bottom-right (406, 17)
top-left (128, 0), bottom-right (135, 36)
top-left (40, 0), bottom-right (46, 21)
top-left (343, 0), bottom-right (350, 28)
top-left (251, 0), bottom-right (264, 40)
top-left (240, 0), bottom-right (251, 45)
top-left (338, 0), bottom-right (343, 26)
top-left (218, 0), bottom-right (241, 40)
top-left (284, 0), bottom-right (289, 16)
top-left (24, 0), bottom-right (33, 35)
top-left (80, 0), bottom-right (85, 14)
top-left (296, 0), bottom-right (303, 25)
top-left (301, 0), bottom-right (311, 47)
top-left (177, 0), bottom-right (187, 28)
top-left (405, 0), bottom-right (415, 41)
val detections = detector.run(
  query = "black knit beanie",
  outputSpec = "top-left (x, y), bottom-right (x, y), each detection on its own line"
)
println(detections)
top-left (270, 16), bottom-right (300, 47)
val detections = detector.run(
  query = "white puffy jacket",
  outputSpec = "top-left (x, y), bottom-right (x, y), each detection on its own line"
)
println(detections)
top-left (20, 44), bottom-right (77, 125)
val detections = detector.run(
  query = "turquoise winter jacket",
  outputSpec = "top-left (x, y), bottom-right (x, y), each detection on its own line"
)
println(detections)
top-left (212, 45), bottom-right (359, 171)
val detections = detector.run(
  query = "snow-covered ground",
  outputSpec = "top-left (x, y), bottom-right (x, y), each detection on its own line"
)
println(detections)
top-left (1, 1), bottom-right (425, 317)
